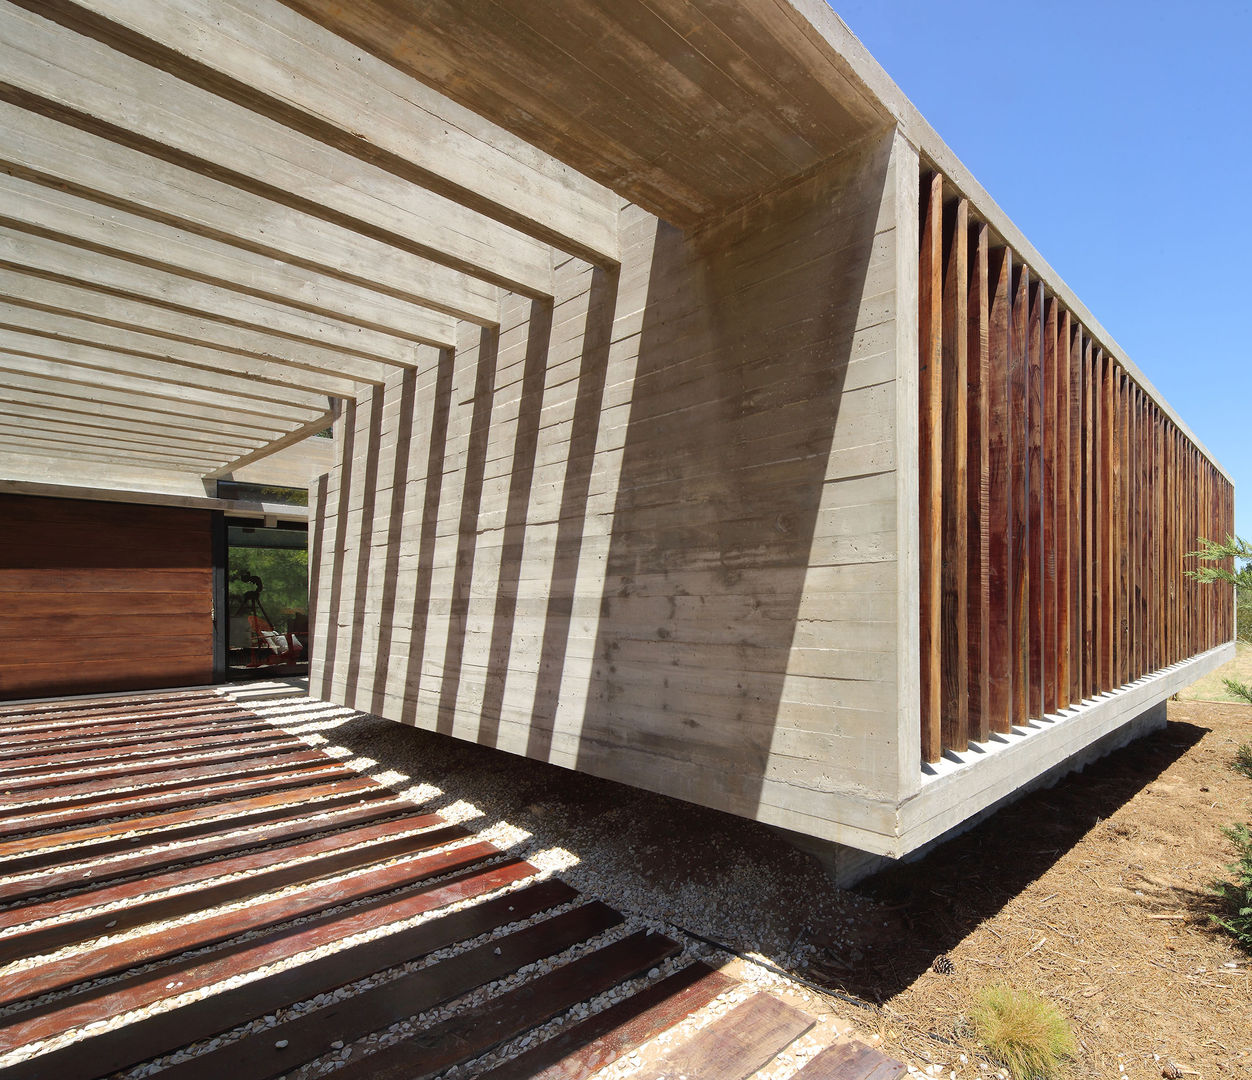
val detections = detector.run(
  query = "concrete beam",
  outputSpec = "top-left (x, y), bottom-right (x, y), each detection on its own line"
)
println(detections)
top-left (0, 229), bottom-right (427, 371)
top-left (0, 173), bottom-right (464, 349)
top-left (0, 2), bottom-right (557, 298)
top-left (0, 101), bottom-right (499, 326)
top-left (203, 411), bottom-right (336, 480)
top-left (0, 300), bottom-right (362, 400)
top-left (0, 403), bottom-right (266, 453)
top-left (34, 0), bottom-right (619, 266)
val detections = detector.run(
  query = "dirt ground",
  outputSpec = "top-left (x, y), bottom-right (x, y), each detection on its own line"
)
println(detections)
top-left (847, 699), bottom-right (1252, 1079)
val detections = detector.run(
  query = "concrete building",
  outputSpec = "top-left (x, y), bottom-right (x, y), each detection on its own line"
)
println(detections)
top-left (0, 0), bottom-right (1234, 878)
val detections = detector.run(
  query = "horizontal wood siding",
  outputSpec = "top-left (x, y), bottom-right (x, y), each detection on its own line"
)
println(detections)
top-left (312, 130), bottom-right (908, 837)
top-left (0, 494), bottom-right (213, 699)
top-left (917, 172), bottom-right (1235, 762)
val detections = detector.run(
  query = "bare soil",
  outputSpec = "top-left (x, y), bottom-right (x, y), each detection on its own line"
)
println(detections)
top-left (846, 700), bottom-right (1252, 1079)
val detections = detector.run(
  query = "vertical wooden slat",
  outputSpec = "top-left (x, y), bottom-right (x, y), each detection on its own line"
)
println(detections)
top-left (1009, 266), bottom-right (1031, 725)
top-left (1081, 332), bottom-right (1091, 695)
top-left (986, 247), bottom-right (1014, 734)
top-left (940, 197), bottom-right (970, 753)
top-left (967, 221), bottom-right (991, 742)
top-left (1100, 351), bottom-right (1115, 689)
top-left (1129, 386), bottom-right (1140, 680)
top-left (1068, 321), bottom-right (1082, 702)
top-left (1117, 372), bottom-right (1129, 686)
top-left (1026, 282), bottom-right (1045, 717)
top-left (1041, 297), bottom-right (1059, 714)
top-left (918, 172), bottom-right (943, 763)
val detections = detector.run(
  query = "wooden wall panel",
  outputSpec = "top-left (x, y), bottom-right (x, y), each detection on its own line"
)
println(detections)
top-left (915, 169), bottom-right (1233, 761)
top-left (0, 494), bottom-right (213, 699)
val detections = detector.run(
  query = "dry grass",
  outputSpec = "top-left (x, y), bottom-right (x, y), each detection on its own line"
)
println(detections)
top-left (969, 986), bottom-right (1075, 1079)
top-left (1177, 640), bottom-right (1252, 702)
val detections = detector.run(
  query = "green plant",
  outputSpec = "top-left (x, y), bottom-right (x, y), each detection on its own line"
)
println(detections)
top-left (1189, 535), bottom-right (1252, 702)
top-left (969, 985), bottom-right (1076, 1079)
top-left (1211, 822), bottom-right (1252, 953)
top-left (1234, 743), bottom-right (1252, 780)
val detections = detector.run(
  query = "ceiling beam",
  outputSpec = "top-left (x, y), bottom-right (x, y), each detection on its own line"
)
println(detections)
top-left (0, 433), bottom-right (223, 470)
top-left (0, 385), bottom-right (292, 440)
top-left (0, 352), bottom-right (324, 423)
top-left (0, 419), bottom-right (238, 466)
top-left (0, 174), bottom-right (468, 347)
top-left (203, 410), bottom-right (336, 480)
top-left (0, 234), bottom-right (426, 373)
top-left (0, 102), bottom-right (500, 326)
top-left (30, 0), bottom-right (620, 267)
top-left (0, 300), bottom-right (362, 400)
top-left (0, 404), bottom-right (266, 453)
top-left (0, 328), bottom-right (334, 412)
top-left (0, 2), bottom-right (557, 298)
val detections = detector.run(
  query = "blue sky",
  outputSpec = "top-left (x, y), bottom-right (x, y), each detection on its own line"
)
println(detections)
top-left (831, 0), bottom-right (1251, 540)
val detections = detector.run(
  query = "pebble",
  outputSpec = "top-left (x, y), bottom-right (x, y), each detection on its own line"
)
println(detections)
top-left (275, 1040), bottom-right (289, 1050)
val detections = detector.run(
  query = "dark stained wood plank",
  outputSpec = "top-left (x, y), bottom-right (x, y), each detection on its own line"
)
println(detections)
top-left (0, 738), bottom-right (310, 799)
top-left (0, 821), bottom-right (463, 964)
top-left (646, 993), bottom-right (815, 1080)
top-left (0, 728), bottom-right (300, 778)
top-left (0, 840), bottom-right (502, 1009)
top-left (0, 859), bottom-right (543, 1074)
top-left (0, 762), bottom-right (355, 840)
top-left (940, 196), bottom-right (969, 752)
top-left (0, 746), bottom-right (329, 809)
top-left (0, 687), bottom-right (220, 722)
top-left (0, 796), bottom-right (409, 906)
top-left (0, 779), bottom-right (392, 879)
top-left (918, 171), bottom-right (944, 762)
top-left (159, 904), bottom-right (635, 1080)
top-left (1055, 309), bottom-right (1072, 709)
top-left (0, 701), bottom-right (247, 742)
top-left (966, 220), bottom-right (990, 742)
top-left (1041, 296), bottom-right (1059, 714)
top-left (0, 714), bottom-right (275, 765)
top-left (985, 246), bottom-right (1013, 734)
top-left (1026, 280), bottom-right (1044, 717)
top-left (793, 1040), bottom-right (908, 1080)
top-left (1117, 371), bottom-right (1129, 685)
top-left (1008, 264), bottom-right (1031, 725)
top-left (476, 963), bottom-right (737, 1080)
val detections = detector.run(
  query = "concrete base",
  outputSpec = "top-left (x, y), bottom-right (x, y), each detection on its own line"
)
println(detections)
top-left (780, 698), bottom-right (1170, 888)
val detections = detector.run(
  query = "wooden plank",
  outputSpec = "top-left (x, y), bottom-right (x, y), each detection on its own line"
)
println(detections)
top-left (0, 761), bottom-right (355, 839)
top-left (0, 859), bottom-right (543, 1073)
top-left (985, 246), bottom-right (1013, 734)
top-left (1026, 280), bottom-right (1044, 717)
top-left (0, 812), bottom-right (443, 937)
top-left (476, 963), bottom-right (737, 1080)
top-left (1082, 336), bottom-right (1096, 698)
top-left (646, 993), bottom-right (815, 1080)
top-left (940, 197), bottom-right (969, 751)
top-left (1100, 351), bottom-right (1115, 688)
top-left (1041, 296), bottom-right (1059, 714)
top-left (0, 797), bottom-right (412, 906)
top-left (333, 931), bottom-right (685, 1080)
top-left (0, 687), bottom-right (218, 719)
top-left (1008, 265), bottom-right (1030, 725)
top-left (0, 728), bottom-right (303, 779)
top-left (0, 700), bottom-right (245, 740)
top-left (0, 693), bottom-right (227, 727)
top-left (1117, 371), bottom-right (1129, 685)
top-left (967, 222), bottom-right (991, 742)
top-left (0, 839), bottom-right (501, 1009)
top-left (0, 820), bottom-right (461, 963)
top-left (0, 778), bottom-right (390, 878)
top-left (0, 746), bottom-right (328, 808)
top-left (0, 712), bottom-right (268, 757)
top-left (1068, 322), bottom-right (1083, 702)
top-left (0, 738), bottom-right (307, 798)
top-left (918, 172), bottom-right (943, 762)
top-left (793, 1041), bottom-right (908, 1080)
top-left (1055, 309), bottom-right (1072, 709)
top-left (158, 903), bottom-right (632, 1080)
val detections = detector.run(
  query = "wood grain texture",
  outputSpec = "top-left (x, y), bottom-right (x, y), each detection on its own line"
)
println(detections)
top-left (940, 196), bottom-right (969, 751)
top-left (966, 222), bottom-right (990, 742)
top-left (1025, 281), bottom-right (1044, 718)
top-left (1009, 266), bottom-right (1031, 726)
top-left (985, 246), bottom-right (1014, 734)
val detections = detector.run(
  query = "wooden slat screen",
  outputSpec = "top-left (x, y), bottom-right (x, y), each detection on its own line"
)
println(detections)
top-left (917, 172), bottom-right (1234, 763)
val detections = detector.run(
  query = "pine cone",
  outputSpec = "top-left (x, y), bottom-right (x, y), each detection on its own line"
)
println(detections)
top-left (932, 955), bottom-right (954, 975)
top-left (1161, 1064), bottom-right (1183, 1079)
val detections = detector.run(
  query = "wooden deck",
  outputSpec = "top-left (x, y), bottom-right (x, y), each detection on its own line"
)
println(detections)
top-left (0, 687), bottom-right (905, 1080)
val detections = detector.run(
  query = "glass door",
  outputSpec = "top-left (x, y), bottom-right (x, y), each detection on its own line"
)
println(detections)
top-left (225, 519), bottom-right (309, 679)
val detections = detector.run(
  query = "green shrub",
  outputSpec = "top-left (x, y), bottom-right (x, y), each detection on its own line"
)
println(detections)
top-left (969, 985), bottom-right (1076, 1079)
top-left (1212, 822), bottom-right (1252, 953)
top-left (1234, 744), bottom-right (1252, 780)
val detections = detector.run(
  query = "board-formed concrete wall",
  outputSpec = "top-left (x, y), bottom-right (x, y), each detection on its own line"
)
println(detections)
top-left (311, 127), bottom-right (919, 845)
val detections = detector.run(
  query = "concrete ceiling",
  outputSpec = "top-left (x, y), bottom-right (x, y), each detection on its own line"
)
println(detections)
top-left (0, 0), bottom-right (890, 492)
